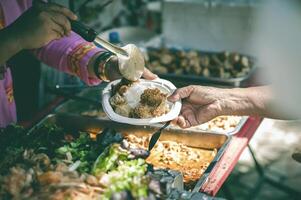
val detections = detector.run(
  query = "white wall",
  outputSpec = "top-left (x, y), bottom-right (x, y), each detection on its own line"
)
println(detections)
top-left (162, 0), bottom-right (259, 54)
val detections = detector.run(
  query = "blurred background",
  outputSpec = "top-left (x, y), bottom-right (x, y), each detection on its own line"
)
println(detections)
top-left (15, 0), bottom-right (261, 120)
top-left (10, 1), bottom-right (301, 199)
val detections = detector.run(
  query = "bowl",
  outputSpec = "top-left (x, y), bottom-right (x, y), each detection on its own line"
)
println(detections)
top-left (102, 78), bottom-right (182, 125)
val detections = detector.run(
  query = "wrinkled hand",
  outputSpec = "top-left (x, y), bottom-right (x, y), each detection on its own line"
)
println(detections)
top-left (10, 2), bottom-right (77, 49)
top-left (168, 85), bottom-right (229, 128)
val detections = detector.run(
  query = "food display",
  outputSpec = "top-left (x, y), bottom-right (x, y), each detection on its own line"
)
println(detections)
top-left (0, 118), bottom-right (223, 200)
top-left (109, 79), bottom-right (170, 118)
top-left (146, 48), bottom-right (254, 79)
top-left (182, 116), bottom-right (243, 133)
top-left (124, 134), bottom-right (217, 183)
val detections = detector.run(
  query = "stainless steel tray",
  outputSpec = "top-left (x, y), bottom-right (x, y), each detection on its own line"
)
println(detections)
top-left (168, 116), bottom-right (248, 136)
top-left (56, 95), bottom-right (248, 136)
top-left (32, 113), bottom-right (231, 193)
top-left (54, 86), bottom-right (108, 119)
top-left (145, 47), bottom-right (257, 87)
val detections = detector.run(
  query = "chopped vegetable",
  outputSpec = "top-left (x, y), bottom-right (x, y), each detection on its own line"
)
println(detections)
top-left (93, 144), bottom-right (149, 199)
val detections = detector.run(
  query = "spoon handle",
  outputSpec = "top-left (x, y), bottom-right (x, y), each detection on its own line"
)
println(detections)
top-left (94, 36), bottom-right (128, 56)
top-left (71, 20), bottom-right (128, 56)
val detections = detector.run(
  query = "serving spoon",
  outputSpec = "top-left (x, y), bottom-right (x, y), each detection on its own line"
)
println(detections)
top-left (148, 121), bottom-right (171, 151)
top-left (71, 20), bottom-right (128, 57)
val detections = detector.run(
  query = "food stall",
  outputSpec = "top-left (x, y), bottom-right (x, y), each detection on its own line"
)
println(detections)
top-left (1, 0), bottom-right (300, 200)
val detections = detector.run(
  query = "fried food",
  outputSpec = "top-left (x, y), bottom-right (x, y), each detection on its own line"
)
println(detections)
top-left (125, 134), bottom-right (217, 183)
top-left (110, 81), bottom-right (170, 119)
top-left (186, 116), bottom-right (242, 133)
top-left (140, 88), bottom-right (167, 107)
top-left (147, 49), bottom-right (253, 79)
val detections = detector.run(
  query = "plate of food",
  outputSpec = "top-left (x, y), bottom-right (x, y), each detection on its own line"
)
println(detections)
top-left (102, 78), bottom-right (182, 125)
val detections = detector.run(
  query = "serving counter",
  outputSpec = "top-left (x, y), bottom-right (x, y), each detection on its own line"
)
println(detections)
top-left (18, 86), bottom-right (263, 197)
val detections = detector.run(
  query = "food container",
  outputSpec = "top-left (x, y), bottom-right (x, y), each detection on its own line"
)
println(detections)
top-left (102, 78), bottom-right (182, 125)
top-left (54, 85), bottom-right (108, 119)
top-left (145, 47), bottom-right (257, 87)
top-left (169, 116), bottom-right (248, 136)
top-left (56, 96), bottom-right (248, 137)
top-left (30, 113), bottom-right (231, 194)
top-left (56, 97), bottom-right (248, 137)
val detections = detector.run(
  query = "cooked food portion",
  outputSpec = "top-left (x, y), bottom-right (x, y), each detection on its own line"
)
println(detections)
top-left (140, 88), bottom-right (166, 107)
top-left (125, 134), bottom-right (217, 183)
top-left (1, 122), bottom-right (219, 199)
top-left (187, 116), bottom-right (242, 133)
top-left (147, 48), bottom-right (253, 79)
top-left (0, 126), bottom-right (152, 200)
top-left (110, 79), bottom-right (170, 118)
top-left (131, 88), bottom-right (169, 118)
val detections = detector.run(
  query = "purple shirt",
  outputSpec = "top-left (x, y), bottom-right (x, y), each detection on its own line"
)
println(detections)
top-left (0, 0), bottom-right (103, 127)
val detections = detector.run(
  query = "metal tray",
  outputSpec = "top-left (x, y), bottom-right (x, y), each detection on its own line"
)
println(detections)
top-left (32, 113), bottom-right (231, 193)
top-left (145, 47), bottom-right (257, 87)
top-left (168, 116), bottom-right (249, 136)
top-left (56, 94), bottom-right (248, 136)
top-left (54, 86), bottom-right (108, 119)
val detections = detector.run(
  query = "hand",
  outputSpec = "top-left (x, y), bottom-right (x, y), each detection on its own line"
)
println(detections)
top-left (168, 85), bottom-right (229, 128)
top-left (168, 85), bottom-right (275, 128)
top-left (9, 2), bottom-right (77, 50)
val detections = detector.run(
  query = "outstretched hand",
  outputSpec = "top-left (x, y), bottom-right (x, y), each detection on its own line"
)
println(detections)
top-left (168, 85), bottom-right (227, 128)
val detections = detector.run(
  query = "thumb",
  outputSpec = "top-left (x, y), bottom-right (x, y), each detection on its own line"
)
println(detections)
top-left (142, 68), bottom-right (158, 80)
top-left (168, 86), bottom-right (194, 102)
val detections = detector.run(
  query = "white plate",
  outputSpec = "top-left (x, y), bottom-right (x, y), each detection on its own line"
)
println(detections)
top-left (102, 78), bottom-right (182, 125)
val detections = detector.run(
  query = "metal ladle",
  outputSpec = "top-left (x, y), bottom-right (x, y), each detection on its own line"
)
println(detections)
top-left (71, 20), bottom-right (128, 57)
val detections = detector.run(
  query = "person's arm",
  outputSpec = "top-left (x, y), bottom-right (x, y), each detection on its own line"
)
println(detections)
top-left (0, 2), bottom-right (77, 65)
top-left (33, 32), bottom-right (106, 85)
top-left (168, 85), bottom-right (277, 128)
top-left (0, 27), bottom-right (23, 65)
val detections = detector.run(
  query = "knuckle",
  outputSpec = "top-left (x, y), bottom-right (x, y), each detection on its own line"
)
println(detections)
top-left (62, 7), bottom-right (70, 14)
top-left (38, 11), bottom-right (48, 19)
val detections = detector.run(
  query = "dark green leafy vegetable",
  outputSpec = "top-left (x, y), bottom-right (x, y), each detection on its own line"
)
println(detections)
top-left (55, 128), bottom-right (123, 173)
top-left (0, 124), bottom-right (163, 199)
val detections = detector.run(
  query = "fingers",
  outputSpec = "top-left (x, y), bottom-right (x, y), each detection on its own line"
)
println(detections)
top-left (195, 103), bottom-right (220, 125)
top-left (142, 68), bottom-right (158, 80)
top-left (172, 116), bottom-right (189, 128)
top-left (180, 103), bottom-right (198, 128)
top-left (46, 3), bottom-right (77, 20)
top-left (172, 103), bottom-right (196, 128)
top-left (50, 21), bottom-right (65, 40)
top-left (173, 101), bottom-right (220, 128)
top-left (48, 11), bottom-right (71, 36)
top-left (168, 85), bottom-right (195, 102)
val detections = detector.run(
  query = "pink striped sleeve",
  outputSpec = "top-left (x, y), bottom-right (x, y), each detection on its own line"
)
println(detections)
top-left (34, 32), bottom-right (104, 86)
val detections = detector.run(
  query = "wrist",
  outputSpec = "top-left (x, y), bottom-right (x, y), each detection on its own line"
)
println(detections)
top-left (244, 86), bottom-right (273, 116)
top-left (220, 87), bottom-right (272, 117)
top-left (88, 52), bottom-right (101, 79)
top-left (87, 52), bottom-right (113, 81)
top-left (0, 26), bottom-right (24, 65)
top-left (5, 25), bottom-right (24, 51)
top-left (219, 88), bottom-right (259, 116)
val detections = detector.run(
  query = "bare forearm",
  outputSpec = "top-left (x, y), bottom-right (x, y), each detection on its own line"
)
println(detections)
top-left (221, 86), bottom-right (281, 118)
top-left (0, 27), bottom-right (23, 65)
